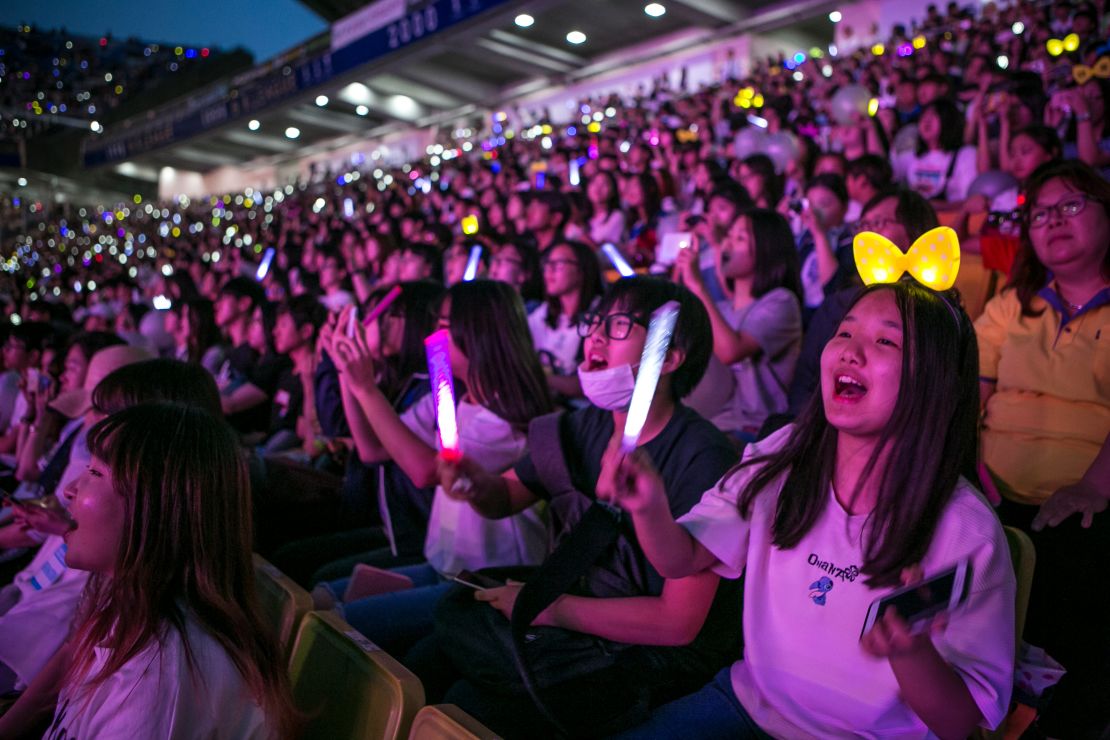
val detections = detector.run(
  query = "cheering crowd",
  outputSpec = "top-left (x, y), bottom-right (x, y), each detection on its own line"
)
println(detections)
top-left (0, 0), bottom-right (1108, 736)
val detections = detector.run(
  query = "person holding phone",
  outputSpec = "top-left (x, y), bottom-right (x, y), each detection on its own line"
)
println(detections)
top-left (320, 280), bottom-right (553, 656)
top-left (603, 280), bottom-right (1015, 738)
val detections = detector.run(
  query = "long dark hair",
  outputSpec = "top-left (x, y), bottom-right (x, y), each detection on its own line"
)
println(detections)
top-left (1010, 160), bottom-right (1110, 316)
top-left (181, 299), bottom-right (221, 365)
top-left (742, 154), bottom-right (785, 207)
top-left (542, 240), bottom-right (603, 329)
top-left (370, 281), bottom-right (444, 401)
top-left (71, 404), bottom-right (299, 737)
top-left (587, 172), bottom-right (622, 216)
top-left (916, 99), bottom-right (965, 155)
top-left (448, 280), bottom-right (554, 427)
top-left (730, 281), bottom-right (979, 588)
top-left (740, 208), bottom-right (804, 302)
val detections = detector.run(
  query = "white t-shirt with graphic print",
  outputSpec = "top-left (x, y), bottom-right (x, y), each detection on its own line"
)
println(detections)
top-left (679, 425), bottom-right (1015, 739)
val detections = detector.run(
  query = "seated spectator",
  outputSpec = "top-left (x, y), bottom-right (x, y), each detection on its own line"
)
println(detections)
top-left (319, 280), bottom-right (553, 655)
top-left (581, 172), bottom-right (627, 246)
top-left (397, 242), bottom-right (442, 283)
top-left (0, 323), bottom-right (52, 444)
top-left (263, 295), bottom-right (326, 454)
top-left (845, 154), bottom-right (894, 223)
top-left (487, 241), bottom-right (542, 310)
top-left (893, 99), bottom-right (978, 207)
top-left (692, 182), bottom-right (753, 304)
top-left (427, 277), bottom-right (741, 736)
top-left (677, 209), bottom-right (803, 440)
top-left (606, 280), bottom-right (1014, 739)
top-left (0, 356), bottom-right (214, 700)
top-left (0, 402), bottom-right (298, 737)
top-left (172, 298), bottom-right (227, 376)
top-left (737, 154), bottom-right (784, 210)
top-left (795, 173), bottom-right (855, 317)
top-left (623, 173), bottom-right (665, 265)
top-left (222, 300), bottom-right (289, 439)
top-left (529, 241), bottom-right (603, 400)
top-left (975, 160), bottom-right (1110, 737)
top-left (271, 282), bottom-right (444, 585)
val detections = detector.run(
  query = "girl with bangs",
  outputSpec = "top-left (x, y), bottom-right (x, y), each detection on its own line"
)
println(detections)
top-left (3, 402), bottom-right (297, 739)
top-left (321, 280), bottom-right (553, 656)
top-left (605, 279), bottom-right (1017, 738)
top-left (271, 281), bottom-right (444, 586)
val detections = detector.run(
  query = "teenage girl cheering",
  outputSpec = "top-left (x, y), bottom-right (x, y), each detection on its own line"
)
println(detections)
top-left (604, 278), bottom-right (1016, 738)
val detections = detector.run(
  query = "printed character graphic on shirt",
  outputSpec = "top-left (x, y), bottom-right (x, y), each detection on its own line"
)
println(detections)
top-left (808, 576), bottom-right (834, 605)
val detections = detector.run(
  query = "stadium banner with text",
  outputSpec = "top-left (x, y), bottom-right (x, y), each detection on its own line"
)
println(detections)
top-left (83, 0), bottom-right (511, 168)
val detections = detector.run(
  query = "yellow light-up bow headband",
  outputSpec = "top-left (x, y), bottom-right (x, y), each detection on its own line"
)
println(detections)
top-left (1073, 57), bottom-right (1110, 84)
top-left (853, 226), bottom-right (961, 291)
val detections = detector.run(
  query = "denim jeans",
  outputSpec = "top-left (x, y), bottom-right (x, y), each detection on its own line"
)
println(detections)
top-left (613, 667), bottom-right (771, 740)
top-left (328, 563), bottom-right (452, 656)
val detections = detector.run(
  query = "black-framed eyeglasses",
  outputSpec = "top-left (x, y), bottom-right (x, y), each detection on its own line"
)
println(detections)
top-left (577, 311), bottom-right (647, 340)
top-left (1028, 194), bottom-right (1092, 228)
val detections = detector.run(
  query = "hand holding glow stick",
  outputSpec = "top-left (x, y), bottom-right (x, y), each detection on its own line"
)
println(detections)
top-left (601, 243), bottom-right (635, 277)
top-left (621, 301), bottom-right (680, 453)
top-left (363, 285), bottom-right (402, 326)
top-left (462, 246), bottom-right (483, 282)
top-left (424, 329), bottom-right (461, 461)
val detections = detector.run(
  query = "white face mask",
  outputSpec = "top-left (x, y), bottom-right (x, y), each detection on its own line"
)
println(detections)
top-left (577, 362), bottom-right (636, 411)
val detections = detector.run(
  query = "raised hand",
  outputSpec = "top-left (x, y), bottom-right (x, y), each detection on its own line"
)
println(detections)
top-left (330, 307), bottom-right (377, 388)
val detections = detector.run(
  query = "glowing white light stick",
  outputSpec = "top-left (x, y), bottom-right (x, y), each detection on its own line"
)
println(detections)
top-left (462, 245), bottom-right (483, 281)
top-left (601, 243), bottom-right (635, 277)
top-left (363, 285), bottom-right (402, 325)
top-left (621, 300), bottom-right (680, 453)
top-left (424, 329), bottom-right (461, 460)
top-left (255, 247), bottom-right (276, 281)
top-left (568, 158), bottom-right (581, 186)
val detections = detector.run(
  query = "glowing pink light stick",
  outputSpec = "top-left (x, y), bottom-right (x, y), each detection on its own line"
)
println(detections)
top-left (363, 285), bottom-right (402, 326)
top-left (621, 301), bottom-right (680, 453)
top-left (424, 329), bottom-right (461, 461)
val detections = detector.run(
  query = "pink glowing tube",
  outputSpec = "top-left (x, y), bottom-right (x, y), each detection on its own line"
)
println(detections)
top-left (424, 328), bottom-right (461, 461)
top-left (363, 285), bottom-right (402, 326)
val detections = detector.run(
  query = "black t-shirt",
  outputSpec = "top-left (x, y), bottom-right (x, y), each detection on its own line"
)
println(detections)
top-left (515, 403), bottom-right (736, 525)
top-left (513, 404), bottom-right (741, 670)
top-left (224, 346), bottom-right (291, 435)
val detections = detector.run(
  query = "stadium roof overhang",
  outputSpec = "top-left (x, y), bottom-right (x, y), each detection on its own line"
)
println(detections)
top-left (85, 0), bottom-right (832, 179)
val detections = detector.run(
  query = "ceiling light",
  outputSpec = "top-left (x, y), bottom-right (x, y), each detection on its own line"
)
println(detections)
top-left (315, 95), bottom-right (328, 107)
top-left (566, 30), bottom-right (586, 44)
top-left (248, 119), bottom-right (260, 131)
top-left (285, 127), bottom-right (301, 139)
top-left (515, 14), bottom-right (534, 28)
top-left (829, 10), bottom-right (842, 22)
top-left (644, 3), bottom-right (666, 17)
top-left (355, 105), bottom-right (369, 116)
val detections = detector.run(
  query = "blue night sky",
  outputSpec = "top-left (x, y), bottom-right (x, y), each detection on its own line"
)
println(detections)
top-left (0, 0), bottom-right (330, 62)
